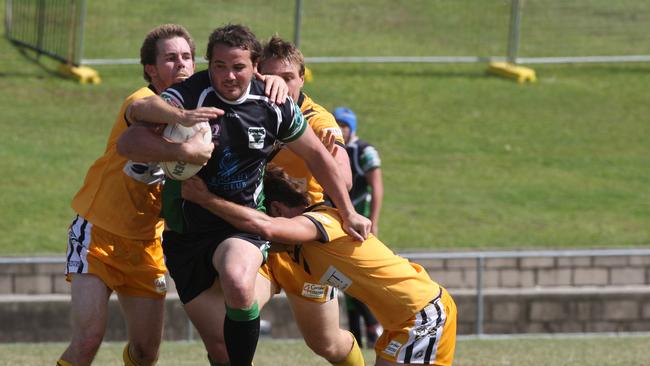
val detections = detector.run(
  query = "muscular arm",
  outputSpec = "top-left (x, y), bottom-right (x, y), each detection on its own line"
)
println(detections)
top-left (126, 95), bottom-right (222, 127)
top-left (320, 129), bottom-right (352, 191)
top-left (287, 127), bottom-right (370, 240)
top-left (181, 177), bottom-right (319, 244)
top-left (366, 167), bottom-right (383, 236)
top-left (116, 122), bottom-right (213, 165)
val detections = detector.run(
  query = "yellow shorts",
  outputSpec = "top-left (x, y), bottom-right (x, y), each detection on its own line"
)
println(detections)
top-left (375, 287), bottom-right (457, 365)
top-left (259, 251), bottom-right (337, 303)
top-left (65, 215), bottom-right (167, 298)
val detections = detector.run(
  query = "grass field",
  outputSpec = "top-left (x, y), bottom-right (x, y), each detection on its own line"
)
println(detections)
top-left (1, 1), bottom-right (649, 254)
top-left (2, 335), bottom-right (649, 365)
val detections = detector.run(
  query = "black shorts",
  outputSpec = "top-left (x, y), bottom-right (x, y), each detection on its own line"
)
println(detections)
top-left (162, 230), bottom-right (270, 304)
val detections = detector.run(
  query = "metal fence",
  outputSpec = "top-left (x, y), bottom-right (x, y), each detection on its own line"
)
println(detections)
top-left (4, 0), bottom-right (87, 66)
top-left (75, 0), bottom-right (650, 66)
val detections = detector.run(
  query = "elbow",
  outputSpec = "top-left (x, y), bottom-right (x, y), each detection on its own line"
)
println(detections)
top-left (116, 134), bottom-right (132, 158)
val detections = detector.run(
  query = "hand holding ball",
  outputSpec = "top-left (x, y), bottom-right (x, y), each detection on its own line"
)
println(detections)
top-left (160, 122), bottom-right (212, 180)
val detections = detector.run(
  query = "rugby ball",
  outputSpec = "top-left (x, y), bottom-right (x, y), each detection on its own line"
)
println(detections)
top-left (160, 122), bottom-right (212, 181)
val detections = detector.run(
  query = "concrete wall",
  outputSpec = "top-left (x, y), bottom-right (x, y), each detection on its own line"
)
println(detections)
top-left (1, 253), bottom-right (649, 342)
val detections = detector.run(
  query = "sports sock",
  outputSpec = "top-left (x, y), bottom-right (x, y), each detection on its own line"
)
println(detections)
top-left (332, 332), bottom-right (365, 366)
top-left (56, 360), bottom-right (73, 366)
top-left (123, 343), bottom-right (141, 366)
top-left (224, 302), bottom-right (260, 366)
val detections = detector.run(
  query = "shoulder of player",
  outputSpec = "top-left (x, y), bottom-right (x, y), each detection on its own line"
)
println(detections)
top-left (303, 205), bottom-right (342, 224)
top-left (124, 86), bottom-right (156, 104)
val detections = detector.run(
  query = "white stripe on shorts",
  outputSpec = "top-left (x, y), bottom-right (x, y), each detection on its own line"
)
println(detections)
top-left (65, 215), bottom-right (92, 275)
top-left (396, 295), bottom-right (447, 364)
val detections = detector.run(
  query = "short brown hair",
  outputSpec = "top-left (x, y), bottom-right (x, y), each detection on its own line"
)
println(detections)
top-left (140, 24), bottom-right (195, 82)
top-left (263, 165), bottom-right (309, 211)
top-left (259, 35), bottom-right (305, 77)
top-left (205, 24), bottom-right (261, 64)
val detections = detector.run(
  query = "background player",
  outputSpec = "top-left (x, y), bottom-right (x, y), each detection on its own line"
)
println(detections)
top-left (181, 167), bottom-right (457, 366)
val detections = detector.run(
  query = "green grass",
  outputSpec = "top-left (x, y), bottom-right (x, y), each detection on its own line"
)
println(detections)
top-left (1, 1), bottom-right (649, 254)
top-left (2, 336), bottom-right (649, 365)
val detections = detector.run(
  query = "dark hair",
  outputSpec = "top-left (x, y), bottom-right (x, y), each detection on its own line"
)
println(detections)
top-left (263, 165), bottom-right (309, 211)
top-left (205, 24), bottom-right (261, 64)
top-left (259, 35), bottom-right (305, 76)
top-left (140, 24), bottom-right (195, 82)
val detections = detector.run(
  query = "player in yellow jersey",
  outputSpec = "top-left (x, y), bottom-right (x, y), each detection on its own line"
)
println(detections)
top-left (57, 24), bottom-right (215, 366)
top-left (259, 35), bottom-right (363, 364)
top-left (182, 167), bottom-right (457, 366)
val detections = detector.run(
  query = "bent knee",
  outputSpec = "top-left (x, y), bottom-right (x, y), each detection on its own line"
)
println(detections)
top-left (128, 342), bottom-right (160, 365)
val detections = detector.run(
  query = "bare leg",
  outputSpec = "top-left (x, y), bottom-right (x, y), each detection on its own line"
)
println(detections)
top-left (288, 294), bottom-right (356, 363)
top-left (117, 293), bottom-right (165, 365)
top-left (59, 274), bottom-right (112, 366)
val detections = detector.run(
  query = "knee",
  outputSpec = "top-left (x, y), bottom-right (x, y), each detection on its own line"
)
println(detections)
top-left (73, 332), bottom-right (104, 361)
top-left (304, 331), bottom-right (350, 362)
top-left (127, 341), bottom-right (160, 365)
top-left (221, 273), bottom-right (256, 308)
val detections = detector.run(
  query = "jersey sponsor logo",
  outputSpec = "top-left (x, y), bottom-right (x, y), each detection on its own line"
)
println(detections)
top-left (154, 275), bottom-right (167, 293)
top-left (208, 147), bottom-right (248, 191)
top-left (383, 340), bottom-right (402, 356)
top-left (307, 212), bottom-right (332, 225)
top-left (319, 265), bottom-right (352, 291)
top-left (301, 283), bottom-right (327, 299)
top-left (248, 127), bottom-right (266, 149)
top-left (323, 127), bottom-right (343, 137)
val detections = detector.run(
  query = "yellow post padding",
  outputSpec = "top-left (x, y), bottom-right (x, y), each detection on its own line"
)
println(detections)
top-left (487, 62), bottom-right (536, 83)
top-left (58, 64), bottom-right (102, 84)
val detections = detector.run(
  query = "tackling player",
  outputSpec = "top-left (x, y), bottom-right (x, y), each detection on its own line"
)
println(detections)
top-left (182, 167), bottom-right (458, 366)
top-left (58, 24), bottom-right (213, 366)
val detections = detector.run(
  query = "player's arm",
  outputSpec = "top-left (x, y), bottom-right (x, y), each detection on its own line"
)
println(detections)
top-left (320, 129), bottom-right (352, 191)
top-left (116, 122), bottom-right (213, 165)
top-left (286, 127), bottom-right (370, 240)
top-left (181, 177), bottom-right (320, 244)
top-left (366, 167), bottom-right (383, 236)
top-left (126, 94), bottom-right (222, 127)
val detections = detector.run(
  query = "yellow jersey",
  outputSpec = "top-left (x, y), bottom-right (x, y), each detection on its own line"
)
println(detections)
top-left (296, 205), bottom-right (440, 329)
top-left (270, 93), bottom-right (344, 204)
top-left (71, 86), bottom-right (164, 240)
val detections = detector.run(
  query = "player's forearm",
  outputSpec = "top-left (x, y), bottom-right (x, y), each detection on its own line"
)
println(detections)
top-left (367, 168), bottom-right (383, 234)
top-left (198, 194), bottom-right (276, 238)
top-left (117, 125), bottom-right (183, 162)
top-left (127, 95), bottom-right (182, 125)
top-left (334, 146), bottom-right (353, 191)
top-left (308, 151), bottom-right (356, 217)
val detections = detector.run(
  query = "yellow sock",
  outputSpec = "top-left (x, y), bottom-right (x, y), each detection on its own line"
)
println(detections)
top-left (332, 331), bottom-right (365, 366)
top-left (123, 344), bottom-right (141, 366)
top-left (56, 360), bottom-right (73, 366)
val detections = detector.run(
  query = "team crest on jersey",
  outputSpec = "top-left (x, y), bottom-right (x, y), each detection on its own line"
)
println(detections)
top-left (301, 282), bottom-right (327, 299)
top-left (319, 265), bottom-right (352, 291)
top-left (154, 275), bottom-right (167, 293)
top-left (383, 340), bottom-right (402, 356)
top-left (247, 127), bottom-right (266, 149)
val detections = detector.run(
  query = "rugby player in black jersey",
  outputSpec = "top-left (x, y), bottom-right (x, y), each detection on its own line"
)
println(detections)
top-left (126, 24), bottom-right (371, 366)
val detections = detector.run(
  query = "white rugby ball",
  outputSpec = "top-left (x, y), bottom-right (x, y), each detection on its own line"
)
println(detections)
top-left (160, 122), bottom-right (212, 181)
